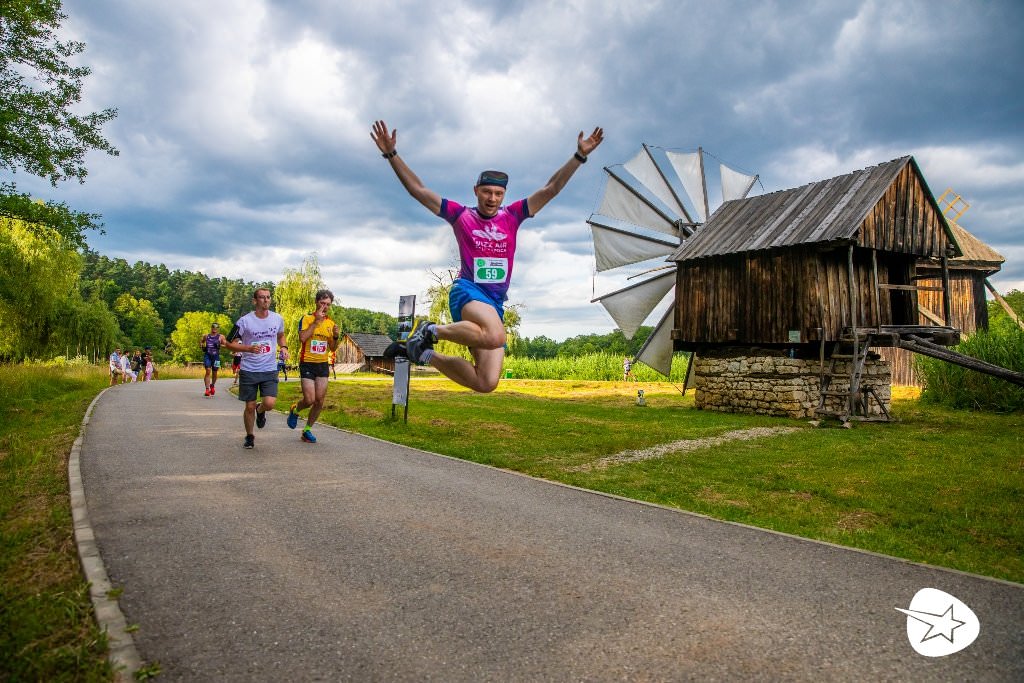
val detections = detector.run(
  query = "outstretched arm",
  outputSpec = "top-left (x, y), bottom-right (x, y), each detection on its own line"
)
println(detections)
top-left (527, 127), bottom-right (604, 215)
top-left (371, 120), bottom-right (442, 215)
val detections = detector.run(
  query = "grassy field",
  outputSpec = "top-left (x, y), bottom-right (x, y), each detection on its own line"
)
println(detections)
top-left (0, 364), bottom-right (112, 681)
top-left (277, 377), bottom-right (1024, 584)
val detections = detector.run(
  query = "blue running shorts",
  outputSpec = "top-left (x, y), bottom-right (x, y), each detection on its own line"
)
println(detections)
top-left (449, 278), bottom-right (505, 323)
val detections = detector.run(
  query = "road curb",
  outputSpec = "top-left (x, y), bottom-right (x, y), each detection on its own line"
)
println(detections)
top-left (69, 386), bottom-right (142, 682)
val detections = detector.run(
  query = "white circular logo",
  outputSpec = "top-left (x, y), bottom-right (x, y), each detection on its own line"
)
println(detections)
top-left (896, 588), bottom-right (980, 657)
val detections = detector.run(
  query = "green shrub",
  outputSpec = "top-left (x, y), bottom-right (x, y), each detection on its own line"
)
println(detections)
top-left (503, 352), bottom-right (689, 382)
top-left (916, 326), bottom-right (1024, 411)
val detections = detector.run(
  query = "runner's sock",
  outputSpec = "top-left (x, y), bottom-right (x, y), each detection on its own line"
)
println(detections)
top-left (421, 349), bottom-right (435, 364)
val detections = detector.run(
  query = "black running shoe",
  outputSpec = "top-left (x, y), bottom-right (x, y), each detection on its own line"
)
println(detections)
top-left (406, 320), bottom-right (436, 364)
top-left (255, 406), bottom-right (267, 429)
top-left (243, 434), bottom-right (255, 449)
top-left (382, 340), bottom-right (407, 359)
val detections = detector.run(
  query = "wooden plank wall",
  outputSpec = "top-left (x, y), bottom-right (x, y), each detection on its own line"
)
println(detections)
top-left (858, 163), bottom-right (948, 258)
top-left (674, 247), bottom-right (920, 346)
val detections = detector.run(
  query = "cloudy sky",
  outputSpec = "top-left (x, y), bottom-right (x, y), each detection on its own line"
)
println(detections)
top-left (22, 0), bottom-right (1024, 340)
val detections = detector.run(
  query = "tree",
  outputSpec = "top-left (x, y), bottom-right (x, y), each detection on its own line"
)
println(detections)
top-left (169, 311), bottom-right (231, 364)
top-left (0, 0), bottom-right (118, 244)
top-left (275, 254), bottom-right (324, 354)
top-left (47, 292), bottom-right (120, 361)
top-left (0, 216), bottom-right (80, 359)
top-left (113, 292), bottom-right (165, 351)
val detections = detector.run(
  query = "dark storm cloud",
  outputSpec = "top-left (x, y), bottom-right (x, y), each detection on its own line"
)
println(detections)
top-left (30, 0), bottom-right (1024, 339)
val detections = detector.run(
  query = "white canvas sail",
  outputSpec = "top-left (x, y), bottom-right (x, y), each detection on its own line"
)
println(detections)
top-left (665, 151), bottom-right (706, 223)
top-left (590, 222), bottom-right (677, 272)
top-left (634, 308), bottom-right (674, 377)
top-left (597, 173), bottom-right (679, 237)
top-left (592, 271), bottom-right (674, 339)
top-left (623, 147), bottom-right (688, 219)
top-left (720, 163), bottom-right (758, 202)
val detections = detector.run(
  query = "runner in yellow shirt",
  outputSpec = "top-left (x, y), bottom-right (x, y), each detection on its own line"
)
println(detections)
top-left (286, 289), bottom-right (340, 443)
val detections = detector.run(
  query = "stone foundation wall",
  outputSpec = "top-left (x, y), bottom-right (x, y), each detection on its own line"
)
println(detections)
top-left (693, 349), bottom-right (891, 418)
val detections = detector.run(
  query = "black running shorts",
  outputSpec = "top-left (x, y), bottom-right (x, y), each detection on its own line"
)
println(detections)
top-left (299, 362), bottom-right (330, 380)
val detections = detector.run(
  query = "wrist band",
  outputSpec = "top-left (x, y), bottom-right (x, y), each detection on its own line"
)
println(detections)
top-left (382, 150), bottom-right (397, 159)
top-left (574, 151), bottom-right (587, 163)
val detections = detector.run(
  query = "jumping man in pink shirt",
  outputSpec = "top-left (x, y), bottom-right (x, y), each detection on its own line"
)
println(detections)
top-left (371, 120), bottom-right (604, 393)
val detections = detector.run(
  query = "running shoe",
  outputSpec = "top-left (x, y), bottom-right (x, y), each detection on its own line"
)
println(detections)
top-left (382, 341), bottom-right (407, 359)
top-left (255, 406), bottom-right (267, 429)
top-left (210, 385), bottom-right (216, 395)
top-left (243, 434), bottom-right (255, 449)
top-left (204, 387), bottom-right (210, 396)
top-left (405, 320), bottom-right (436, 364)
top-left (287, 404), bottom-right (299, 429)
top-left (301, 428), bottom-right (317, 443)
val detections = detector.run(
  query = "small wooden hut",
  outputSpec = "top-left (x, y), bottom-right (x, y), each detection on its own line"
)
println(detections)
top-left (336, 332), bottom-right (395, 373)
top-left (668, 156), bottom-right (964, 421)
top-left (879, 221), bottom-right (1005, 385)
top-left (669, 156), bottom-right (960, 350)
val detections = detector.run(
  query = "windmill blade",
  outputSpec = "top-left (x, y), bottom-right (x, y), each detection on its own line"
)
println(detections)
top-left (623, 145), bottom-right (690, 221)
top-left (634, 307), bottom-right (675, 377)
top-left (665, 151), bottom-right (707, 223)
top-left (588, 218), bottom-right (678, 272)
top-left (598, 166), bottom-right (680, 237)
top-left (591, 271), bottom-right (674, 339)
top-left (720, 162), bottom-right (758, 202)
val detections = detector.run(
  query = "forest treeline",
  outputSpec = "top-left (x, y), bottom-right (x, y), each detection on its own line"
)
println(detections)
top-left (0, 236), bottom-right (658, 363)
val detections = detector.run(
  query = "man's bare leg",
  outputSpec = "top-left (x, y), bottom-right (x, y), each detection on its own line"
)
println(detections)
top-left (425, 301), bottom-right (506, 393)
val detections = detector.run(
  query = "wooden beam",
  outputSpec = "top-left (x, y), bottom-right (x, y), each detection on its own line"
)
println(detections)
top-left (984, 279), bottom-right (1024, 330)
top-left (941, 254), bottom-right (952, 325)
top-left (878, 284), bottom-right (944, 292)
top-left (917, 305), bottom-right (944, 326)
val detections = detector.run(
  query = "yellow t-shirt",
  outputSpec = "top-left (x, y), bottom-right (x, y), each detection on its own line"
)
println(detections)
top-left (298, 314), bottom-right (337, 363)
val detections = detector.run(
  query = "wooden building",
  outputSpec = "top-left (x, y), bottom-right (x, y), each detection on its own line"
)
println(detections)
top-left (336, 332), bottom-right (396, 373)
top-left (878, 221), bottom-right (1005, 385)
top-left (669, 156), bottom-right (961, 352)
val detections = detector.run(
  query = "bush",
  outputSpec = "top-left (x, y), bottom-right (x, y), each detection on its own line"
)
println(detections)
top-left (916, 326), bottom-right (1024, 411)
top-left (503, 352), bottom-right (689, 382)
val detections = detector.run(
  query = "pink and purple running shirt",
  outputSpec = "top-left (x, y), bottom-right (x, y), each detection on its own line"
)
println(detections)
top-left (439, 197), bottom-right (531, 303)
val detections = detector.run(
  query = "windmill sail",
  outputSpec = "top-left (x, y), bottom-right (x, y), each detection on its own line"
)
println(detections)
top-left (665, 151), bottom-right (707, 222)
top-left (623, 145), bottom-right (691, 222)
top-left (589, 218), bottom-right (678, 272)
top-left (591, 270), bottom-right (674, 339)
top-left (720, 163), bottom-right (758, 202)
top-left (597, 167), bottom-right (680, 237)
top-left (588, 144), bottom-right (758, 377)
top-left (634, 308), bottom-right (674, 377)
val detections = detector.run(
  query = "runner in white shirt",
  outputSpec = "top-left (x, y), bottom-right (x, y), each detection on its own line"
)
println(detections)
top-left (222, 287), bottom-right (289, 450)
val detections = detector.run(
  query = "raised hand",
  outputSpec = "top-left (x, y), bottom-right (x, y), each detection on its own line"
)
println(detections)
top-left (371, 120), bottom-right (397, 155)
top-left (577, 127), bottom-right (604, 157)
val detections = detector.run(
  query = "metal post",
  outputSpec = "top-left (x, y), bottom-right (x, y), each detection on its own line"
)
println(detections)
top-left (391, 295), bottom-right (416, 422)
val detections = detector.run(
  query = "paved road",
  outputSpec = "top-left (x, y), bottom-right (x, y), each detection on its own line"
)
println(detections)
top-left (80, 380), bottom-right (1023, 681)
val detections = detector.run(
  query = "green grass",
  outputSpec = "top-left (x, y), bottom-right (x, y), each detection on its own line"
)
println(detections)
top-left (279, 378), bottom-right (1024, 583)
top-left (0, 364), bottom-right (113, 681)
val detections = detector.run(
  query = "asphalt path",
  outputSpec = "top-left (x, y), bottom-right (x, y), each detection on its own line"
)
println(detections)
top-left (79, 379), bottom-right (1023, 681)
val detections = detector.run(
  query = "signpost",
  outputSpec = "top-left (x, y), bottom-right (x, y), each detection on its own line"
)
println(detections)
top-left (391, 295), bottom-right (416, 422)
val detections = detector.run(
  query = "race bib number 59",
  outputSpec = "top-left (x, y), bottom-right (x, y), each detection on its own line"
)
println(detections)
top-left (474, 257), bottom-right (508, 283)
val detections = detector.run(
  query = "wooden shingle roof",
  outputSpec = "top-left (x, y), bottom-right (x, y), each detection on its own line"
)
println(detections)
top-left (345, 333), bottom-right (393, 357)
top-left (671, 156), bottom-right (952, 261)
top-left (948, 221), bottom-right (1004, 268)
